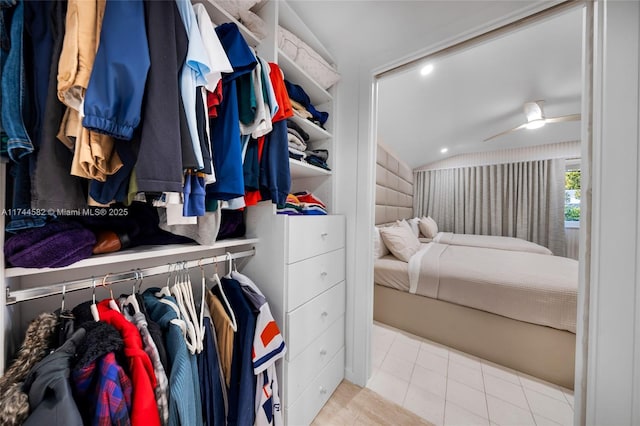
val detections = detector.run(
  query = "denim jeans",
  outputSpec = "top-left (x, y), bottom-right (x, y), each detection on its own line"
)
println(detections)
top-left (1, 0), bottom-right (33, 162)
top-left (5, 157), bottom-right (47, 234)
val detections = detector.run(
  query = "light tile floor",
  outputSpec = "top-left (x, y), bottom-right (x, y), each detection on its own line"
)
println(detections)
top-left (368, 322), bottom-right (574, 426)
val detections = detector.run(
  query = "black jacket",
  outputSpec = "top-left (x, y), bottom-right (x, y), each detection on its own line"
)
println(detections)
top-left (22, 328), bottom-right (86, 426)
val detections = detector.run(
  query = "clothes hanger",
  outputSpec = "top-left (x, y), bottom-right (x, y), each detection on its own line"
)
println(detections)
top-left (129, 270), bottom-right (141, 313)
top-left (102, 273), bottom-right (121, 313)
top-left (224, 252), bottom-right (233, 278)
top-left (198, 259), bottom-right (206, 347)
top-left (60, 284), bottom-right (66, 312)
top-left (135, 269), bottom-right (144, 294)
top-left (178, 261), bottom-right (201, 348)
top-left (90, 277), bottom-right (100, 321)
top-left (118, 271), bottom-right (141, 316)
top-left (181, 261), bottom-right (203, 352)
top-left (58, 283), bottom-right (74, 320)
top-left (171, 261), bottom-right (199, 354)
top-left (211, 258), bottom-right (238, 332)
top-left (156, 263), bottom-right (175, 298)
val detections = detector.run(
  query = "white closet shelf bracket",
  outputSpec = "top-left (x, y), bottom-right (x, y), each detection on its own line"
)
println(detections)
top-left (5, 248), bottom-right (256, 305)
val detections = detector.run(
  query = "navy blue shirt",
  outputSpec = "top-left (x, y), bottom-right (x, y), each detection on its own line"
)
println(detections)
top-left (213, 278), bottom-right (257, 426)
top-left (206, 23), bottom-right (257, 201)
top-left (197, 319), bottom-right (227, 426)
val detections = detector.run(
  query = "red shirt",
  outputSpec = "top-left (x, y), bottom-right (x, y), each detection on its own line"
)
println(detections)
top-left (268, 63), bottom-right (294, 123)
top-left (97, 300), bottom-right (161, 426)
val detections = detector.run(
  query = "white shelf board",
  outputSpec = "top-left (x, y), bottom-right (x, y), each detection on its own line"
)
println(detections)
top-left (289, 114), bottom-right (331, 141)
top-left (192, 0), bottom-right (262, 47)
top-left (289, 158), bottom-right (331, 178)
top-left (5, 237), bottom-right (259, 278)
top-left (278, 51), bottom-right (332, 106)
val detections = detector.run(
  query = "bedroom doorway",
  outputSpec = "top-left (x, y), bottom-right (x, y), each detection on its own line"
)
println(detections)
top-left (366, 3), bottom-right (588, 425)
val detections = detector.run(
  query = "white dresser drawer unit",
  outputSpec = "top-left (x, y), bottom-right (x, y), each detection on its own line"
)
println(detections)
top-left (287, 248), bottom-right (345, 310)
top-left (285, 347), bottom-right (345, 426)
top-left (243, 206), bottom-right (346, 426)
top-left (284, 315), bottom-right (345, 406)
top-left (286, 281), bottom-right (345, 360)
top-left (287, 216), bottom-right (346, 263)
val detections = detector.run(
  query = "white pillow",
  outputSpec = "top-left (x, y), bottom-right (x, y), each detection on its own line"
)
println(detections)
top-left (419, 216), bottom-right (439, 238)
top-left (395, 219), bottom-right (413, 234)
top-left (427, 216), bottom-right (439, 234)
top-left (407, 217), bottom-right (420, 237)
top-left (373, 227), bottom-right (390, 259)
top-left (379, 226), bottom-right (421, 262)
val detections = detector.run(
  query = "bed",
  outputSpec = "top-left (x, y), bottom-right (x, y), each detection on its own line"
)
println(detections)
top-left (422, 231), bottom-right (553, 255)
top-left (373, 145), bottom-right (576, 388)
top-left (399, 216), bottom-right (554, 255)
top-left (374, 242), bottom-right (578, 389)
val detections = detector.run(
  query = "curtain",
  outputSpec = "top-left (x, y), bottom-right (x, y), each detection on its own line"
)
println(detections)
top-left (414, 159), bottom-right (566, 256)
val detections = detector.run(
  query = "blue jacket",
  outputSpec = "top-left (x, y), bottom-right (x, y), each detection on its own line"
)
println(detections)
top-left (143, 289), bottom-right (203, 426)
top-left (82, 0), bottom-right (150, 140)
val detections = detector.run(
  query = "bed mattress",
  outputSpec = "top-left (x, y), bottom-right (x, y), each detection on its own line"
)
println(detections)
top-left (374, 243), bottom-right (578, 333)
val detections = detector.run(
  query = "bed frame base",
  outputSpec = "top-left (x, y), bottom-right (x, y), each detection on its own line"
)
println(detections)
top-left (374, 285), bottom-right (575, 389)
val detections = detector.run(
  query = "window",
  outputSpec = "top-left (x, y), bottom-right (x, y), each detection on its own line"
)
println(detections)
top-left (565, 168), bottom-right (581, 227)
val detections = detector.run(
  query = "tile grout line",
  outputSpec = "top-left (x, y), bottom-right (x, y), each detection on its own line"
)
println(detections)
top-left (519, 375), bottom-right (539, 426)
top-left (441, 350), bottom-right (450, 426)
top-left (480, 361), bottom-right (491, 425)
top-left (401, 338), bottom-right (420, 408)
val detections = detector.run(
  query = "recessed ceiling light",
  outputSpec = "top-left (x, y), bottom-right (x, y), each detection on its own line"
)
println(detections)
top-left (420, 64), bottom-right (434, 76)
top-left (440, 147), bottom-right (448, 153)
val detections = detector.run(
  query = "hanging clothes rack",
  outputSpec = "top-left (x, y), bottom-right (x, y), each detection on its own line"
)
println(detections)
top-left (5, 248), bottom-right (255, 305)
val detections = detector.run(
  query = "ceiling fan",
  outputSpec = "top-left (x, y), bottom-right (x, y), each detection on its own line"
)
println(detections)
top-left (483, 100), bottom-right (580, 142)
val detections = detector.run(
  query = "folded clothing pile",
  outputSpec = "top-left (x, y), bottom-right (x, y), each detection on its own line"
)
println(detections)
top-left (4, 221), bottom-right (96, 268)
top-left (287, 119), bottom-right (309, 160)
top-left (276, 191), bottom-right (327, 215)
top-left (285, 80), bottom-right (329, 128)
top-left (304, 149), bottom-right (330, 170)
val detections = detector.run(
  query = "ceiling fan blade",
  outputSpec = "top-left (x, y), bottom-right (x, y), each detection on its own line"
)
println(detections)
top-left (544, 113), bottom-right (581, 124)
top-left (483, 122), bottom-right (529, 142)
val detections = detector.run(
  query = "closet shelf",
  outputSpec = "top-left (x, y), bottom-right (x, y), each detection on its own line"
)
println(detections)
top-left (278, 51), bottom-right (333, 105)
top-left (289, 114), bottom-right (332, 141)
top-left (289, 158), bottom-right (331, 178)
top-left (192, 0), bottom-right (262, 47)
top-left (5, 248), bottom-right (256, 305)
top-left (4, 237), bottom-right (259, 279)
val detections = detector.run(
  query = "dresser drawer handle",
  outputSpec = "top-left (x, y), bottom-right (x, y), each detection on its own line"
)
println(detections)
top-left (320, 310), bottom-right (328, 318)
top-left (320, 349), bottom-right (327, 356)
top-left (319, 386), bottom-right (328, 395)
top-left (320, 271), bottom-right (328, 278)
top-left (320, 232), bottom-right (329, 239)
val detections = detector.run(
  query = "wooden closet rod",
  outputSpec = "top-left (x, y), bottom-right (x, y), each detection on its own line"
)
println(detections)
top-left (5, 248), bottom-right (255, 305)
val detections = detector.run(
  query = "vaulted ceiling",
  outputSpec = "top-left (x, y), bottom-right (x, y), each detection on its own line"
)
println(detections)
top-left (288, 1), bottom-right (583, 169)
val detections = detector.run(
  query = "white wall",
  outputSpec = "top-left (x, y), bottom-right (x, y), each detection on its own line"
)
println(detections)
top-left (585, 1), bottom-right (640, 423)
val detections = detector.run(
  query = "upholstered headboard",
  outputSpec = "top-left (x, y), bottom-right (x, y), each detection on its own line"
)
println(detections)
top-left (375, 144), bottom-right (414, 225)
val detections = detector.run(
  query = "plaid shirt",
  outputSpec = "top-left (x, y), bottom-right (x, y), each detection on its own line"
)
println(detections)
top-left (120, 299), bottom-right (170, 426)
top-left (73, 352), bottom-right (133, 426)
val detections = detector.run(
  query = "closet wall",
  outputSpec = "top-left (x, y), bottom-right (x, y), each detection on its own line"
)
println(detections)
top-left (1, 0), bottom-right (340, 385)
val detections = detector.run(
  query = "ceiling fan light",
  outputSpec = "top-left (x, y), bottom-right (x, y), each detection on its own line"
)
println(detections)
top-left (525, 119), bottom-right (546, 130)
